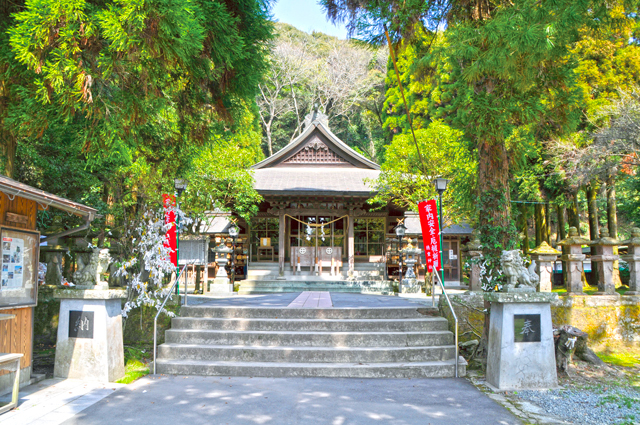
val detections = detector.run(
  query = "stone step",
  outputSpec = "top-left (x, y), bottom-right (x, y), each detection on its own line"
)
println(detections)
top-left (171, 317), bottom-right (449, 332)
top-left (157, 343), bottom-right (456, 363)
top-left (164, 329), bottom-right (454, 347)
top-left (179, 306), bottom-right (434, 319)
top-left (155, 358), bottom-right (466, 378)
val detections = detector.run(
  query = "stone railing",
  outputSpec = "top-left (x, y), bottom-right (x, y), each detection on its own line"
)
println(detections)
top-left (463, 227), bottom-right (640, 297)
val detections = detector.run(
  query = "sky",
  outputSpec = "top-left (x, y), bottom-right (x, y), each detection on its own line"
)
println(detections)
top-left (271, 0), bottom-right (348, 39)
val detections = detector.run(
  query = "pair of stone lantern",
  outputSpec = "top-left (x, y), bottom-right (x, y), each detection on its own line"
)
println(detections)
top-left (589, 229), bottom-right (620, 296)
top-left (557, 227), bottom-right (590, 295)
top-left (621, 228), bottom-right (640, 296)
top-left (463, 232), bottom-right (483, 292)
top-left (529, 241), bottom-right (561, 292)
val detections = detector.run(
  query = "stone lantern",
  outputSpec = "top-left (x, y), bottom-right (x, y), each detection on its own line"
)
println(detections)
top-left (558, 227), bottom-right (590, 295)
top-left (621, 228), bottom-right (640, 296)
top-left (463, 231), bottom-right (483, 291)
top-left (529, 241), bottom-right (561, 292)
top-left (400, 238), bottom-right (422, 293)
top-left (208, 240), bottom-right (233, 293)
top-left (590, 229), bottom-right (620, 296)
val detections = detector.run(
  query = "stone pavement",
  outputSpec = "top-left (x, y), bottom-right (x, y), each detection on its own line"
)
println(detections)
top-left (0, 378), bottom-right (123, 425)
top-left (54, 375), bottom-right (521, 425)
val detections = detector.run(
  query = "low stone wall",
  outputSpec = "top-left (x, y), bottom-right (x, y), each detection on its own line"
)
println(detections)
top-left (439, 293), bottom-right (640, 351)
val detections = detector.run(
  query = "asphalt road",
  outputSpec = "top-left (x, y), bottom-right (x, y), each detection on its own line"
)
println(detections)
top-left (61, 375), bottom-right (521, 425)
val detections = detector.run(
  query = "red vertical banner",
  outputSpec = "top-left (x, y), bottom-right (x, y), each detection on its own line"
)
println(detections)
top-left (418, 200), bottom-right (441, 273)
top-left (163, 194), bottom-right (177, 267)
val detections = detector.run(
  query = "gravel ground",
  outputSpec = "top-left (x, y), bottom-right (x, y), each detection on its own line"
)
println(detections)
top-left (517, 387), bottom-right (640, 424)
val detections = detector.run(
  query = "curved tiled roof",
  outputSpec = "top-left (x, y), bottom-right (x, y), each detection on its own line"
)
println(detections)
top-left (252, 121), bottom-right (380, 170)
top-left (253, 167), bottom-right (380, 196)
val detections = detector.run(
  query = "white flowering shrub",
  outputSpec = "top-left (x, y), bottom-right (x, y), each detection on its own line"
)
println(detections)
top-left (115, 205), bottom-right (193, 318)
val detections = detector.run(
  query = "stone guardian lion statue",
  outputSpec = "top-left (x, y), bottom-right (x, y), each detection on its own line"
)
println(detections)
top-left (73, 248), bottom-right (111, 289)
top-left (500, 249), bottom-right (539, 292)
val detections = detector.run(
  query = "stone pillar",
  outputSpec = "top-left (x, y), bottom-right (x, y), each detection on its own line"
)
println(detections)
top-left (53, 289), bottom-right (126, 382)
top-left (529, 241), bottom-right (561, 292)
top-left (485, 292), bottom-right (558, 390)
top-left (348, 214), bottom-right (354, 276)
top-left (621, 228), bottom-right (640, 296)
top-left (558, 227), bottom-right (589, 295)
top-left (590, 229), bottom-right (620, 296)
top-left (463, 232), bottom-right (483, 291)
top-left (278, 210), bottom-right (286, 279)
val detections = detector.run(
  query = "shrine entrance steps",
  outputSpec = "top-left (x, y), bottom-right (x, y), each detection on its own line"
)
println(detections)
top-left (239, 262), bottom-right (393, 294)
top-left (154, 298), bottom-right (466, 378)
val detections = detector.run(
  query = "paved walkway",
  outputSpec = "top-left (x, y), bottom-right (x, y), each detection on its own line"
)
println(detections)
top-left (0, 378), bottom-right (123, 425)
top-left (288, 291), bottom-right (333, 308)
top-left (58, 375), bottom-right (521, 425)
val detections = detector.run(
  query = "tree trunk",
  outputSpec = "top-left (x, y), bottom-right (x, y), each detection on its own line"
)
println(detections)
top-left (558, 205), bottom-right (566, 289)
top-left (477, 139), bottom-right (514, 256)
top-left (545, 202), bottom-right (551, 243)
top-left (519, 204), bottom-right (530, 254)
top-left (606, 176), bottom-right (621, 287)
top-left (535, 203), bottom-right (549, 246)
top-left (586, 184), bottom-right (599, 288)
top-left (567, 191), bottom-right (580, 234)
top-left (0, 133), bottom-right (16, 178)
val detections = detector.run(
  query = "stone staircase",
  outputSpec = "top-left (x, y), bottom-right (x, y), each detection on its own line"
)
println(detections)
top-left (238, 262), bottom-right (393, 294)
top-left (155, 305), bottom-right (466, 378)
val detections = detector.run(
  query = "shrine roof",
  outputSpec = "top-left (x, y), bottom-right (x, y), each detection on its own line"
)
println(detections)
top-left (252, 120), bottom-right (380, 171)
top-left (0, 175), bottom-right (97, 219)
top-left (253, 167), bottom-right (380, 196)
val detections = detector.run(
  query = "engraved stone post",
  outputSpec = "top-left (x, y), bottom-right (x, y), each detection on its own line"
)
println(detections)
top-left (558, 227), bottom-right (589, 295)
top-left (621, 228), bottom-right (640, 296)
top-left (529, 241), bottom-right (561, 292)
top-left (463, 232), bottom-right (483, 291)
top-left (590, 229), bottom-right (620, 296)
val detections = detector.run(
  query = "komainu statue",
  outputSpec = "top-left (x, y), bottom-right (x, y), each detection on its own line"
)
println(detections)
top-left (500, 250), bottom-right (539, 292)
top-left (73, 248), bottom-right (111, 289)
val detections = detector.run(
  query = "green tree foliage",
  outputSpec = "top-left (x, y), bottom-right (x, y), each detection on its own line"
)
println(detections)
top-left (370, 120), bottom-right (476, 224)
top-left (2, 0), bottom-right (272, 249)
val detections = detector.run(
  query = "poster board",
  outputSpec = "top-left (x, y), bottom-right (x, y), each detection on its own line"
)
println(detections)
top-left (0, 227), bottom-right (39, 309)
top-left (178, 237), bottom-right (208, 266)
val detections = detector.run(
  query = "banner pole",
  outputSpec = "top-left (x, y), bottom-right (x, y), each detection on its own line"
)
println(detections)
top-left (437, 196), bottom-right (445, 286)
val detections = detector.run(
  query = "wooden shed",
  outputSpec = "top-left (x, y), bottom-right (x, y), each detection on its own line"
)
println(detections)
top-left (0, 176), bottom-right (97, 395)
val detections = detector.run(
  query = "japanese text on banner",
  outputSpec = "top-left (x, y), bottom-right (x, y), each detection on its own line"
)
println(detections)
top-left (162, 194), bottom-right (177, 267)
top-left (418, 200), bottom-right (441, 273)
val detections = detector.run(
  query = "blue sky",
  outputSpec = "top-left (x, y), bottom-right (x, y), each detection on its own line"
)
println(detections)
top-left (271, 0), bottom-right (348, 39)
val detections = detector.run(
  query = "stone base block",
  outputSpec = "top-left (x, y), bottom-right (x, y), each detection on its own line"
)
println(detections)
top-left (208, 283), bottom-right (234, 293)
top-left (485, 293), bottom-right (558, 391)
top-left (399, 279), bottom-right (421, 294)
top-left (53, 290), bottom-right (126, 382)
top-left (624, 291), bottom-right (640, 296)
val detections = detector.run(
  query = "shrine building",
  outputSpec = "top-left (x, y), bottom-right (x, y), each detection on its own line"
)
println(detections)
top-left (201, 112), bottom-right (470, 292)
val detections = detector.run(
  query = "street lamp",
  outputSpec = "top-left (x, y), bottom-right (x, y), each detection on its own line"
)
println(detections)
top-left (395, 222), bottom-right (407, 282)
top-left (174, 178), bottom-right (188, 295)
top-left (228, 224), bottom-right (239, 285)
top-left (433, 178), bottom-right (448, 284)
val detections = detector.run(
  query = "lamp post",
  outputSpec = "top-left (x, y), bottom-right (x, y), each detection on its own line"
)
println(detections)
top-left (228, 225), bottom-right (239, 286)
top-left (395, 222), bottom-right (407, 283)
top-left (174, 178), bottom-right (187, 296)
top-left (433, 178), bottom-right (448, 285)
